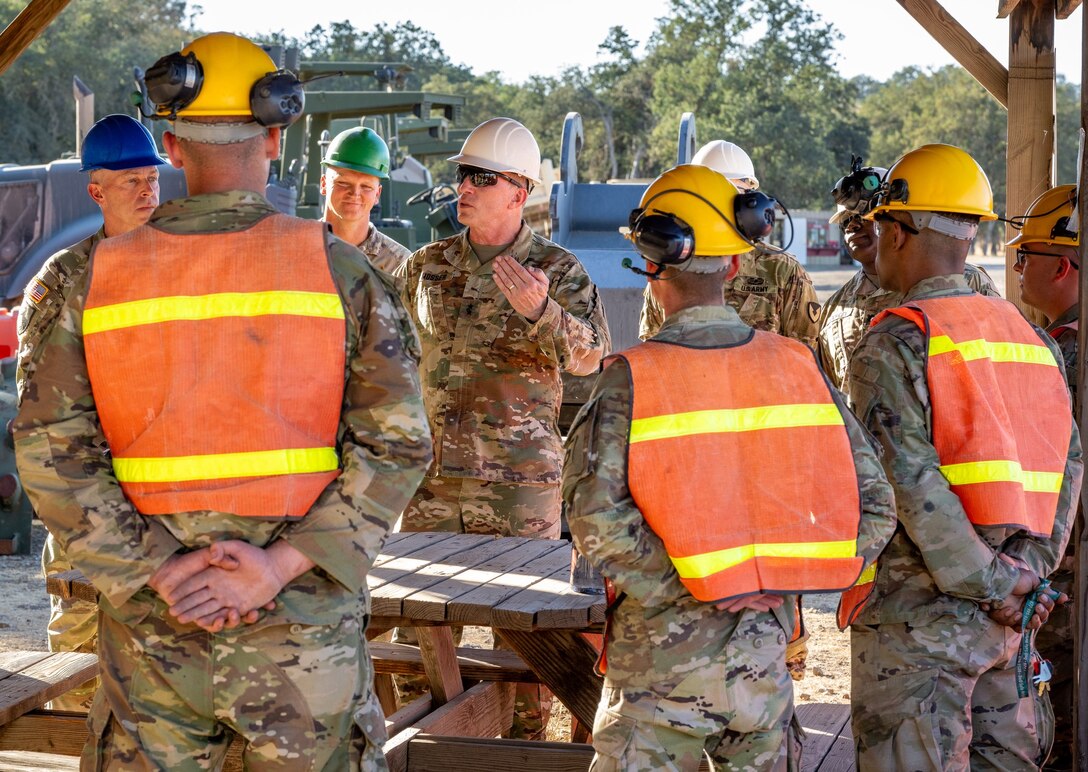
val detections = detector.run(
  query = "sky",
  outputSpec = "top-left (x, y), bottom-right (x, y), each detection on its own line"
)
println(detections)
top-left (193, 0), bottom-right (1084, 84)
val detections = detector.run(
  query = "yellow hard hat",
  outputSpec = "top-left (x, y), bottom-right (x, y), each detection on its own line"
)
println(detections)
top-left (1006, 185), bottom-right (1078, 248)
top-left (627, 164), bottom-right (753, 266)
top-left (868, 144), bottom-right (997, 221)
top-left (145, 32), bottom-right (303, 126)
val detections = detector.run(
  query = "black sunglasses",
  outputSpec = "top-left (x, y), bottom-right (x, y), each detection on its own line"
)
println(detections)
top-left (1015, 247), bottom-right (1079, 269)
top-left (456, 165), bottom-right (526, 190)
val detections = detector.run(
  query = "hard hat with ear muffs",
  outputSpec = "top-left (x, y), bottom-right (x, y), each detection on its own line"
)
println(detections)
top-left (144, 32), bottom-right (304, 127)
top-left (867, 144), bottom-right (997, 221)
top-left (622, 164), bottom-right (778, 278)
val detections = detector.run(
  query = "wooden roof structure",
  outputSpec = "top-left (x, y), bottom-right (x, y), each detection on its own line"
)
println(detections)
top-left (1, 0), bottom-right (1087, 768)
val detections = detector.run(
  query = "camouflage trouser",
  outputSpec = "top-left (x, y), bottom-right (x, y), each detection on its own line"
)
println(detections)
top-left (42, 530), bottom-right (98, 710)
top-left (86, 598), bottom-right (387, 771)
top-left (1036, 565), bottom-right (1074, 771)
top-left (395, 475), bottom-right (560, 739)
top-left (590, 610), bottom-right (796, 772)
top-left (851, 609), bottom-right (1054, 771)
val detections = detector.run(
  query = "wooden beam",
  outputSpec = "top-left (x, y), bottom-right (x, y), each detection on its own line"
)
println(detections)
top-left (998, 0), bottom-right (1023, 17)
top-left (416, 627), bottom-right (464, 708)
top-left (382, 682), bottom-right (515, 772)
top-left (370, 642), bottom-right (540, 683)
top-left (1005, 0), bottom-right (1056, 321)
top-left (0, 0), bottom-right (71, 77)
top-left (1057, 0), bottom-right (1082, 20)
top-left (897, 0), bottom-right (1009, 108)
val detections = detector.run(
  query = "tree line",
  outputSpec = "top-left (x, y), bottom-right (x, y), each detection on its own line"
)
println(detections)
top-left (0, 0), bottom-right (1079, 231)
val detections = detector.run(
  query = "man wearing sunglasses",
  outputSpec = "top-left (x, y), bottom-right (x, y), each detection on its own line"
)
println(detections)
top-left (394, 117), bottom-right (609, 739)
top-left (320, 126), bottom-right (410, 274)
top-left (844, 144), bottom-right (1079, 770)
top-left (817, 162), bottom-right (999, 393)
top-left (1008, 183), bottom-right (1080, 772)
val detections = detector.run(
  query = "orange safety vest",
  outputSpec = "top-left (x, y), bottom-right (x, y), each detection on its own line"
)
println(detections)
top-left (838, 295), bottom-right (1072, 629)
top-left (83, 214), bottom-right (347, 517)
top-left (616, 333), bottom-right (866, 603)
top-left (877, 295), bottom-right (1070, 536)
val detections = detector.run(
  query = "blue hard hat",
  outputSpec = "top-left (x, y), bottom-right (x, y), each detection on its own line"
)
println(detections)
top-left (80, 114), bottom-right (166, 172)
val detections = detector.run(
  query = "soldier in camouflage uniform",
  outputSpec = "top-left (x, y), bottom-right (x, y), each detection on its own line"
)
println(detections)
top-left (14, 33), bottom-right (431, 770)
top-left (565, 164), bottom-right (897, 771)
top-left (641, 141), bottom-right (821, 681)
top-left (845, 146), bottom-right (1080, 770)
top-left (818, 161), bottom-right (1000, 392)
top-left (394, 117), bottom-right (609, 738)
top-left (321, 126), bottom-right (410, 274)
top-left (1008, 184), bottom-right (1081, 771)
top-left (15, 114), bottom-right (165, 711)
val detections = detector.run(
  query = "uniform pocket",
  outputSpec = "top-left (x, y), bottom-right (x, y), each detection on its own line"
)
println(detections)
top-left (737, 291), bottom-right (781, 332)
top-left (418, 286), bottom-right (450, 340)
top-left (591, 710), bottom-right (637, 760)
top-left (83, 700), bottom-right (114, 772)
top-left (854, 667), bottom-right (944, 769)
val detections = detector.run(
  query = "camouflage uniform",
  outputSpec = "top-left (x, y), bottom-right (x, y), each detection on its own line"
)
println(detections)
top-left (564, 305), bottom-right (897, 771)
top-left (641, 247), bottom-right (820, 679)
top-left (14, 191), bottom-right (433, 771)
top-left (16, 228), bottom-right (104, 710)
top-left (358, 223), bottom-right (411, 275)
top-left (1036, 303), bottom-right (1079, 771)
top-left (845, 275), bottom-right (1082, 771)
top-left (817, 263), bottom-right (999, 391)
top-left (639, 248), bottom-right (820, 347)
top-left (394, 222), bottom-right (609, 737)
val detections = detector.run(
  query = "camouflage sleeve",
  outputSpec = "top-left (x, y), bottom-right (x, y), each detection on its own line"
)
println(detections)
top-left (13, 271), bottom-right (185, 607)
top-left (828, 381), bottom-right (898, 567)
top-left (527, 259), bottom-right (610, 377)
top-left (282, 239), bottom-right (431, 593)
top-left (965, 264), bottom-right (1001, 298)
top-left (846, 326), bottom-right (1021, 602)
top-left (562, 359), bottom-right (690, 607)
top-left (1003, 334), bottom-right (1083, 577)
top-left (777, 264), bottom-right (820, 348)
top-left (638, 283), bottom-right (663, 341)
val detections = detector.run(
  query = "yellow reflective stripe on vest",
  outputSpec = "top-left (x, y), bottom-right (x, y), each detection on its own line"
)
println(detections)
top-left (84, 291), bottom-right (345, 334)
top-left (939, 460), bottom-right (1063, 493)
top-left (670, 539), bottom-right (858, 580)
top-left (853, 562), bottom-right (876, 586)
top-left (113, 447), bottom-right (339, 483)
top-left (630, 404), bottom-right (844, 444)
top-left (928, 335), bottom-right (1057, 367)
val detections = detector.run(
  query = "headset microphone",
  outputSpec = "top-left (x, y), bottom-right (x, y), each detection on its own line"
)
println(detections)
top-left (621, 257), bottom-right (669, 280)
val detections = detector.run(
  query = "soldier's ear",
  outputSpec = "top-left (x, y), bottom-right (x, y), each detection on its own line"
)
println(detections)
top-left (162, 131), bottom-right (186, 169)
top-left (87, 182), bottom-right (105, 206)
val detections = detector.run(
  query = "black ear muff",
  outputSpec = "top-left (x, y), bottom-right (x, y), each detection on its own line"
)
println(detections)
top-left (734, 191), bottom-right (777, 240)
top-left (1051, 216), bottom-right (1078, 241)
top-left (629, 210), bottom-right (695, 266)
top-left (251, 70), bottom-right (305, 127)
top-left (145, 51), bottom-right (203, 119)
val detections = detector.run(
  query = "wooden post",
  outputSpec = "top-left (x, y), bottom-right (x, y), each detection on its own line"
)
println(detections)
top-left (0, 0), bottom-right (71, 77)
top-left (1005, 0), bottom-right (1056, 322)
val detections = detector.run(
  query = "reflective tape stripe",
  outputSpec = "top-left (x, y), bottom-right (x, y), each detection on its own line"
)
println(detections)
top-left (854, 562), bottom-right (876, 586)
top-left (670, 539), bottom-right (859, 580)
top-left (84, 291), bottom-right (345, 334)
top-left (630, 404), bottom-right (844, 444)
top-left (113, 447), bottom-right (339, 483)
top-left (939, 460), bottom-right (1063, 493)
top-left (928, 335), bottom-right (1057, 367)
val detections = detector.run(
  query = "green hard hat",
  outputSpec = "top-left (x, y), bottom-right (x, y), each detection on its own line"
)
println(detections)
top-left (321, 127), bottom-right (391, 179)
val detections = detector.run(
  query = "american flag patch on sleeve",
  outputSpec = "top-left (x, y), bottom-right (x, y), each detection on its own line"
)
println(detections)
top-left (28, 279), bottom-right (48, 305)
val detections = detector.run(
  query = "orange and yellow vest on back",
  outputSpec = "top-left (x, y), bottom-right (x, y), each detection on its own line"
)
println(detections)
top-left (615, 332), bottom-right (866, 603)
top-left (878, 294), bottom-right (1070, 536)
top-left (83, 214), bottom-right (346, 517)
top-left (838, 294), bottom-right (1071, 628)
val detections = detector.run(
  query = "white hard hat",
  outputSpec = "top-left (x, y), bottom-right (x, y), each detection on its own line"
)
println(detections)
top-left (448, 117), bottom-right (542, 186)
top-left (692, 140), bottom-right (759, 191)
